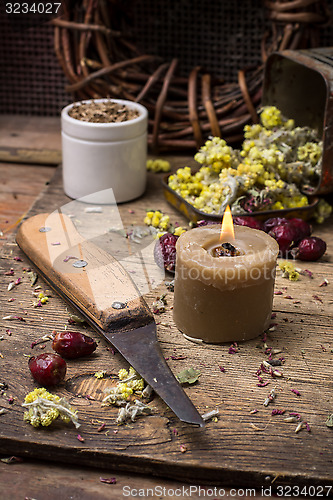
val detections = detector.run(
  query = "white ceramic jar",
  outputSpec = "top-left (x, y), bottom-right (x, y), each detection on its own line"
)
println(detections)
top-left (61, 99), bottom-right (148, 204)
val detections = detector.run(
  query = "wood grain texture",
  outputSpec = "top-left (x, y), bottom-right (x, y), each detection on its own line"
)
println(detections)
top-left (0, 164), bottom-right (54, 246)
top-left (0, 458), bottom-right (271, 500)
top-left (0, 115), bottom-right (61, 153)
top-left (0, 115), bottom-right (60, 248)
top-left (1, 164), bottom-right (333, 491)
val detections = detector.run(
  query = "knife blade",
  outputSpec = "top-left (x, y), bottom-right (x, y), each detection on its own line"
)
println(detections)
top-left (16, 212), bottom-right (204, 427)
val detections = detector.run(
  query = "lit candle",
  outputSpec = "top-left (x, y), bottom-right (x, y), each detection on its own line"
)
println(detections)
top-left (173, 208), bottom-right (279, 343)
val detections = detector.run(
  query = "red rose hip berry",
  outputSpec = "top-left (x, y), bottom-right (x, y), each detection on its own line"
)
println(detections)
top-left (28, 353), bottom-right (66, 387)
top-left (294, 236), bottom-right (327, 261)
top-left (268, 223), bottom-right (299, 256)
top-left (288, 218), bottom-right (312, 242)
top-left (154, 232), bottom-right (179, 272)
top-left (233, 216), bottom-right (264, 231)
top-left (52, 331), bottom-right (97, 359)
top-left (263, 217), bottom-right (289, 233)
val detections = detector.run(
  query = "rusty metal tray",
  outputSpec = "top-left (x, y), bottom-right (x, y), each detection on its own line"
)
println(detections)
top-left (263, 47), bottom-right (333, 195)
top-left (162, 175), bottom-right (319, 223)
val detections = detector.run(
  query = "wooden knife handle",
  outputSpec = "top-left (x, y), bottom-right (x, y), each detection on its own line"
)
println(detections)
top-left (16, 213), bottom-right (153, 332)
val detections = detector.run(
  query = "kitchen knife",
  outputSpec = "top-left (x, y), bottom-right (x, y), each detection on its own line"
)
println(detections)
top-left (16, 212), bottom-right (204, 427)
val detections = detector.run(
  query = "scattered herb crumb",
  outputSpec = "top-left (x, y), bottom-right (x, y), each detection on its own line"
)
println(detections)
top-left (152, 294), bottom-right (167, 314)
top-left (202, 409), bottom-right (219, 421)
top-left (228, 342), bottom-right (239, 354)
top-left (100, 477), bottom-right (117, 484)
top-left (263, 388), bottom-right (276, 406)
top-left (2, 315), bottom-right (25, 322)
top-left (67, 313), bottom-right (85, 324)
top-left (271, 409), bottom-right (285, 415)
top-left (116, 400), bottom-right (152, 425)
top-left (0, 456), bottom-right (23, 464)
top-left (326, 414), bottom-right (333, 428)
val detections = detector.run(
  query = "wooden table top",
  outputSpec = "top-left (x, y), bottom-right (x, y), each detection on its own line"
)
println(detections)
top-left (1, 116), bottom-right (333, 499)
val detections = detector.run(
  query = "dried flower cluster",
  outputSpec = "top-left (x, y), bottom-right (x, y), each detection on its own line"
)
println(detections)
top-left (144, 210), bottom-right (187, 238)
top-left (101, 367), bottom-right (152, 424)
top-left (168, 107), bottom-right (326, 216)
top-left (22, 388), bottom-right (79, 428)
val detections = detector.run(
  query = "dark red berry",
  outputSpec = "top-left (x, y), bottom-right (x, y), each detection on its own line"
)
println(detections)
top-left (154, 232), bottom-right (179, 272)
top-left (294, 236), bottom-right (327, 261)
top-left (288, 218), bottom-right (312, 242)
top-left (233, 216), bottom-right (264, 231)
top-left (263, 217), bottom-right (289, 233)
top-left (28, 353), bottom-right (66, 387)
top-left (268, 223), bottom-right (299, 256)
top-left (196, 220), bottom-right (219, 227)
top-left (52, 331), bottom-right (97, 359)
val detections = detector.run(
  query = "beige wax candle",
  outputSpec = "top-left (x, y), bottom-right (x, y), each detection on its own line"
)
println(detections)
top-left (173, 225), bottom-right (279, 343)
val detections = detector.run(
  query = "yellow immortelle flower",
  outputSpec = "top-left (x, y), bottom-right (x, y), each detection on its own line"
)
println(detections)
top-left (118, 383), bottom-right (133, 399)
top-left (298, 142), bottom-right (322, 165)
top-left (260, 106), bottom-right (282, 129)
top-left (143, 211), bottom-right (154, 225)
top-left (174, 226), bottom-right (187, 236)
top-left (102, 366), bottom-right (146, 407)
top-left (279, 261), bottom-right (300, 281)
top-left (194, 137), bottom-right (233, 173)
top-left (146, 159), bottom-right (171, 172)
top-left (22, 388), bottom-right (79, 428)
top-left (315, 199), bottom-right (332, 224)
top-left (24, 387), bottom-right (57, 404)
top-left (144, 210), bottom-right (170, 231)
top-left (118, 368), bottom-right (128, 380)
top-left (167, 106), bottom-right (323, 217)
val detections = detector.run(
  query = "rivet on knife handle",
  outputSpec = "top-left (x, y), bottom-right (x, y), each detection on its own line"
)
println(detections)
top-left (16, 212), bottom-right (204, 427)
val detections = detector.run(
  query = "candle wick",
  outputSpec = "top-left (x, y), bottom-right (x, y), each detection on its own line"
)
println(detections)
top-left (214, 242), bottom-right (240, 257)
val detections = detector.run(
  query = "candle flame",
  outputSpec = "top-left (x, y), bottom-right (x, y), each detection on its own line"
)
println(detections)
top-left (220, 205), bottom-right (235, 241)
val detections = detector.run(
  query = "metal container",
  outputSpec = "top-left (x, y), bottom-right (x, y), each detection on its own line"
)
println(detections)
top-left (162, 175), bottom-right (319, 223)
top-left (262, 47), bottom-right (333, 195)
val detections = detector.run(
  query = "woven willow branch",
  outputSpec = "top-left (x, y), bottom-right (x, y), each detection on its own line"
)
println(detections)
top-left (53, 0), bottom-right (331, 152)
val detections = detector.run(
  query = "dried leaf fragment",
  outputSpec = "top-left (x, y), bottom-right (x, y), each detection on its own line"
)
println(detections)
top-left (176, 367), bottom-right (201, 385)
top-left (326, 414), bottom-right (333, 428)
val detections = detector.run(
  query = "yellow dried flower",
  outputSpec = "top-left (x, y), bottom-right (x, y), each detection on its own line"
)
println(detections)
top-left (146, 159), bottom-right (171, 172)
top-left (118, 368), bottom-right (129, 380)
top-left (260, 106), bottom-right (282, 129)
top-left (22, 388), bottom-right (79, 428)
top-left (174, 226), bottom-right (186, 236)
top-left (279, 261), bottom-right (300, 281)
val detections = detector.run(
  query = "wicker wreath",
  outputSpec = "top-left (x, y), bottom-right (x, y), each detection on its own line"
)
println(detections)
top-left (52, 0), bottom-right (331, 152)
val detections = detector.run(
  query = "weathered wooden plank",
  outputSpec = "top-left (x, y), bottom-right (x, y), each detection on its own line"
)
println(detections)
top-left (1, 164), bottom-right (333, 490)
top-left (0, 115), bottom-right (61, 153)
top-left (0, 458), bottom-right (270, 500)
top-left (0, 163), bottom-right (54, 248)
top-left (0, 147), bottom-right (62, 165)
